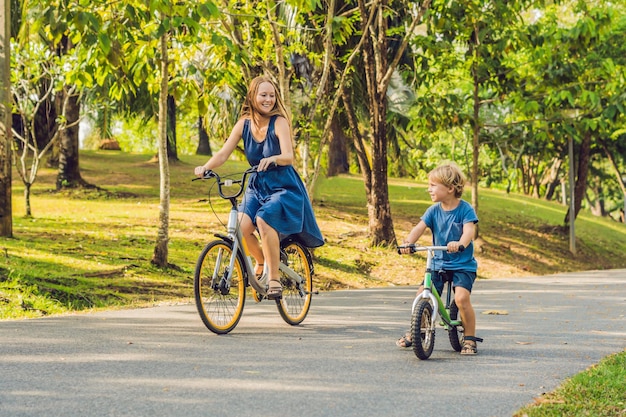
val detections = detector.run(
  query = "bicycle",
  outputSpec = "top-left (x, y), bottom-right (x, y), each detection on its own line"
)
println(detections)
top-left (193, 166), bottom-right (315, 334)
top-left (397, 244), bottom-right (467, 359)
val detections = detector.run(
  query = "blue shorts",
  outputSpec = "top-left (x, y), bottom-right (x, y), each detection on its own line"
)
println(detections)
top-left (423, 270), bottom-right (476, 295)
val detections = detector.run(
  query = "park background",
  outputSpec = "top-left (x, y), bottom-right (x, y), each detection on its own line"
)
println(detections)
top-left (0, 0), bottom-right (625, 415)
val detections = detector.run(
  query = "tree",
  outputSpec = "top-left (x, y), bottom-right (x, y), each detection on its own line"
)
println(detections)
top-left (517, 1), bottom-right (626, 224)
top-left (10, 41), bottom-right (80, 216)
top-left (152, 32), bottom-right (170, 267)
top-left (0, 0), bottom-right (11, 237)
top-left (54, 36), bottom-right (89, 190)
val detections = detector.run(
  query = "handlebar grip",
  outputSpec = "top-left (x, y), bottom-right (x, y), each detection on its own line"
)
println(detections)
top-left (397, 244), bottom-right (416, 254)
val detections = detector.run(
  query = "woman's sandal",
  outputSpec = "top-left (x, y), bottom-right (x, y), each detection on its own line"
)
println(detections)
top-left (267, 279), bottom-right (282, 300)
top-left (396, 333), bottom-right (412, 348)
top-left (461, 335), bottom-right (483, 355)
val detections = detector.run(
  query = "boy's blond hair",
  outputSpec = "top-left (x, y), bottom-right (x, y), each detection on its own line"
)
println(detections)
top-left (428, 163), bottom-right (466, 198)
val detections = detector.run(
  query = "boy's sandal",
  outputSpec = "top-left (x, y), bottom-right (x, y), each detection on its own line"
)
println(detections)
top-left (396, 333), bottom-right (412, 348)
top-left (461, 336), bottom-right (483, 355)
top-left (266, 279), bottom-right (282, 300)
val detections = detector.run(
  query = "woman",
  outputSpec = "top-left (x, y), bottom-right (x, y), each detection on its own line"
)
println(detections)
top-left (194, 76), bottom-right (324, 299)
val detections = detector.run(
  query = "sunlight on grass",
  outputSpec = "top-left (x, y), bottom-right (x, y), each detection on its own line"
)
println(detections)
top-left (515, 350), bottom-right (626, 417)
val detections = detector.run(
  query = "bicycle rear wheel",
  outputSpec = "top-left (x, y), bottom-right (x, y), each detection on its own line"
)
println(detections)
top-left (194, 240), bottom-right (246, 334)
top-left (275, 241), bottom-right (313, 325)
top-left (448, 300), bottom-right (463, 352)
top-left (411, 299), bottom-right (435, 360)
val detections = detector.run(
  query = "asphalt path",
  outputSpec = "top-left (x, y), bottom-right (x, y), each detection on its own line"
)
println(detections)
top-left (1, 270), bottom-right (625, 417)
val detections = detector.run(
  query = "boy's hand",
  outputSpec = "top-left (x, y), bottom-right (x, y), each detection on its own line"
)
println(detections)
top-left (398, 246), bottom-right (413, 255)
top-left (447, 241), bottom-right (462, 253)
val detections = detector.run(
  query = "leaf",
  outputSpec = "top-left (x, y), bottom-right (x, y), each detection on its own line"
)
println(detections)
top-left (482, 310), bottom-right (508, 315)
top-left (197, 2), bottom-right (220, 19)
top-left (98, 33), bottom-right (111, 55)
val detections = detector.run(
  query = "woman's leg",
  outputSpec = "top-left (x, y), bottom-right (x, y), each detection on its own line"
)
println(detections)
top-left (256, 217), bottom-right (280, 278)
top-left (256, 217), bottom-right (282, 298)
top-left (239, 213), bottom-right (264, 274)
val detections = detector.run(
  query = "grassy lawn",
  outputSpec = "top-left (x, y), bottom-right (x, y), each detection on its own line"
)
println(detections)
top-left (514, 350), bottom-right (626, 417)
top-left (2, 150), bottom-right (626, 415)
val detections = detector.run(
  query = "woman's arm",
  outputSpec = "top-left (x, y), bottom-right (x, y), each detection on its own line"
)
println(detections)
top-left (194, 119), bottom-right (245, 176)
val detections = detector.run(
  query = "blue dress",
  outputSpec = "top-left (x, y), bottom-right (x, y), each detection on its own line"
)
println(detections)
top-left (238, 115), bottom-right (324, 248)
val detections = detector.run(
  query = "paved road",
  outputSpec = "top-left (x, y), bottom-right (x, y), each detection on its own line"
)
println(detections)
top-left (1, 270), bottom-right (625, 417)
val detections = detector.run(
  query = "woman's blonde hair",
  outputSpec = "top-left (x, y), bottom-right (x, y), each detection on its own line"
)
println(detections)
top-left (240, 75), bottom-right (291, 129)
top-left (429, 163), bottom-right (466, 198)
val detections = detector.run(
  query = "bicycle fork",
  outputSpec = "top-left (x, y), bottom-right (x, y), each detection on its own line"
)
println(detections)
top-left (412, 290), bottom-right (440, 333)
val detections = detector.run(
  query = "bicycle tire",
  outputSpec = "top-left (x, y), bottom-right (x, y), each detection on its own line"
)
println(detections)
top-left (194, 239), bottom-right (246, 334)
top-left (275, 241), bottom-right (313, 325)
top-left (411, 299), bottom-right (435, 360)
top-left (448, 300), bottom-right (463, 352)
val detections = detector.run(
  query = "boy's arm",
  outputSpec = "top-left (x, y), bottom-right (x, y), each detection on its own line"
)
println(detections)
top-left (402, 220), bottom-right (427, 245)
top-left (447, 221), bottom-right (475, 252)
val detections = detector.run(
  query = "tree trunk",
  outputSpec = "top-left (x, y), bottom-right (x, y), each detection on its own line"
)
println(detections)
top-left (341, 87), bottom-right (371, 188)
top-left (166, 94), bottom-right (178, 161)
top-left (23, 183), bottom-right (32, 217)
top-left (361, 0), bottom-right (395, 246)
top-left (470, 30), bottom-right (480, 239)
top-left (565, 131), bottom-right (591, 224)
top-left (543, 158), bottom-right (563, 201)
top-left (327, 116), bottom-right (349, 177)
top-left (195, 115), bottom-right (212, 156)
top-left (0, 0), bottom-right (11, 237)
top-left (56, 87), bottom-right (89, 189)
top-left (151, 33), bottom-right (170, 268)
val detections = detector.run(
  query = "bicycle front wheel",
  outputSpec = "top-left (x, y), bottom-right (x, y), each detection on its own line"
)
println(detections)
top-left (411, 299), bottom-right (436, 360)
top-left (275, 241), bottom-right (313, 325)
top-left (194, 240), bottom-right (246, 334)
top-left (448, 300), bottom-right (463, 352)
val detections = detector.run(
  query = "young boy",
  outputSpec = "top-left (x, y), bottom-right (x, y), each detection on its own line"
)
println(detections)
top-left (397, 163), bottom-right (482, 355)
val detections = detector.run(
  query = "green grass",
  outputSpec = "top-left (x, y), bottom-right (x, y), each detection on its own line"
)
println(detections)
top-left (2, 151), bottom-right (626, 416)
top-left (514, 350), bottom-right (626, 417)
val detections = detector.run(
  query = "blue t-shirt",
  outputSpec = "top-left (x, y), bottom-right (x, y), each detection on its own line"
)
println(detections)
top-left (421, 200), bottom-right (478, 272)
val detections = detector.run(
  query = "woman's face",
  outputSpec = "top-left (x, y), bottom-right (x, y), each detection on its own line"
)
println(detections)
top-left (255, 82), bottom-right (277, 115)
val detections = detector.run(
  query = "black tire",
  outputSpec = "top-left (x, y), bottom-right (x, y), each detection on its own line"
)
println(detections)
top-left (448, 300), bottom-right (463, 352)
top-left (275, 241), bottom-right (313, 325)
top-left (194, 240), bottom-right (246, 334)
top-left (411, 299), bottom-right (435, 360)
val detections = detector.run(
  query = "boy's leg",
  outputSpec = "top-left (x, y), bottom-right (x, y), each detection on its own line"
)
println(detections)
top-left (451, 271), bottom-right (481, 355)
top-left (454, 287), bottom-right (475, 338)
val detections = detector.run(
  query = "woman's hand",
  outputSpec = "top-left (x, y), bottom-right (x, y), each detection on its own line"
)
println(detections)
top-left (258, 156), bottom-right (278, 171)
top-left (194, 166), bottom-right (206, 177)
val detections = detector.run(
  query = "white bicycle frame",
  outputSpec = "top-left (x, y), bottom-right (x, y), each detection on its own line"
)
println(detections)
top-left (211, 175), bottom-right (306, 297)
top-left (410, 246), bottom-right (450, 331)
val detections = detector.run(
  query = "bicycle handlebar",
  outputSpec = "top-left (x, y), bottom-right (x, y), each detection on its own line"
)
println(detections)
top-left (192, 162), bottom-right (281, 204)
top-left (193, 166), bottom-right (258, 200)
top-left (397, 244), bottom-right (465, 254)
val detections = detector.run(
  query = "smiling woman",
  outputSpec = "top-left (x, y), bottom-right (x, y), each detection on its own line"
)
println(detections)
top-left (193, 75), bottom-right (324, 301)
